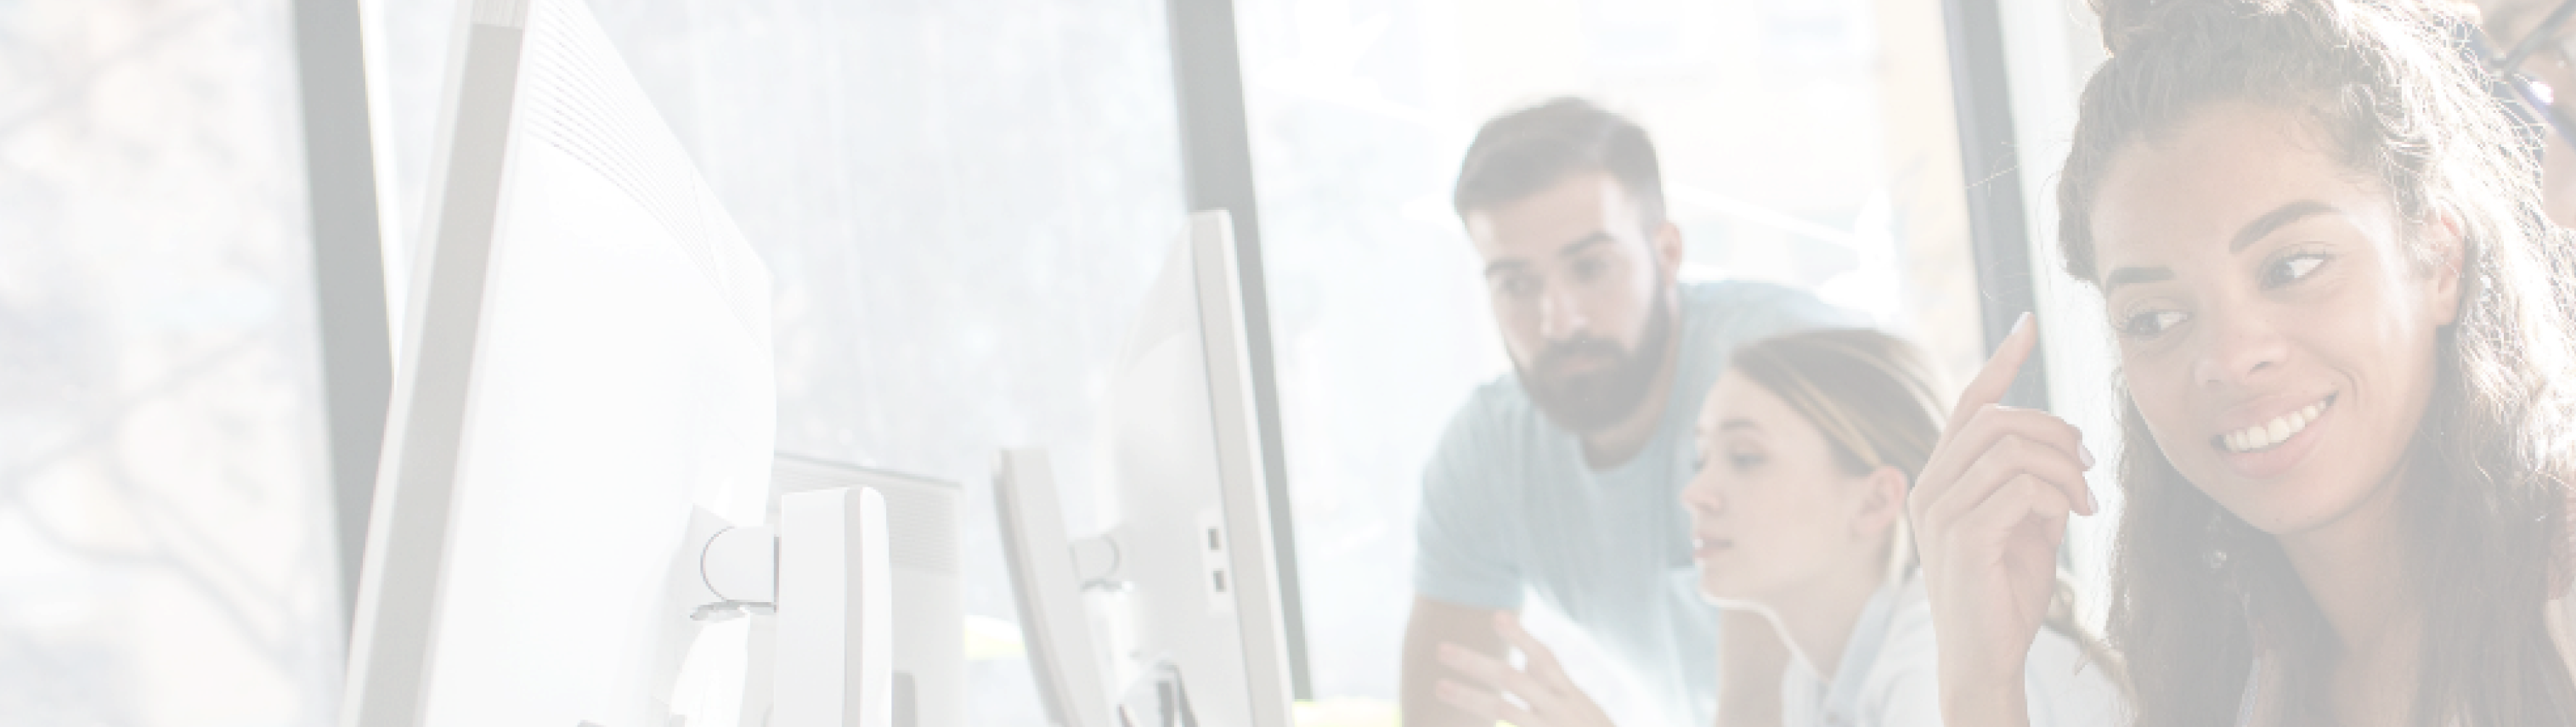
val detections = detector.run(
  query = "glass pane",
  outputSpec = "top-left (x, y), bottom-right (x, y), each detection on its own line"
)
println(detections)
top-left (1235, 0), bottom-right (1984, 718)
top-left (1991, 0), bottom-right (2121, 631)
top-left (0, 1), bottom-right (343, 724)
top-left (364, 2), bottom-right (1187, 725)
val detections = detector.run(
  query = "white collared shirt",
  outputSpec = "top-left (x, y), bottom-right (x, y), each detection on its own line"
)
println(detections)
top-left (1777, 578), bottom-right (2128, 727)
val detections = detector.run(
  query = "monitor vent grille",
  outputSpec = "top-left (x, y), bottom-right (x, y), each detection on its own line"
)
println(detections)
top-left (471, 0), bottom-right (528, 27)
top-left (877, 482), bottom-right (958, 574)
top-left (513, 0), bottom-right (767, 337)
top-left (771, 458), bottom-right (960, 575)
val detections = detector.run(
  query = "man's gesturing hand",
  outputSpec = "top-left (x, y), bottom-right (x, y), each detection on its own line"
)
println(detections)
top-left (1433, 613), bottom-right (1617, 727)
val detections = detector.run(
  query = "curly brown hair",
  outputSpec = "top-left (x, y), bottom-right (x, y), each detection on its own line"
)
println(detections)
top-left (2055, 0), bottom-right (2576, 724)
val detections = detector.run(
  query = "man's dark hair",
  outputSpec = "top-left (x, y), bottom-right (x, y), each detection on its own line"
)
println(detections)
top-left (1451, 97), bottom-right (1667, 227)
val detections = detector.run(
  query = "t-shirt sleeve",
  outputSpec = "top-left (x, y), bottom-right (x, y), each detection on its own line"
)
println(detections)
top-left (1410, 400), bottom-right (1525, 611)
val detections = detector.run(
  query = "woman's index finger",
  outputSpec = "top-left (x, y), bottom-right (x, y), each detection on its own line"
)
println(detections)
top-left (1946, 313), bottom-right (2037, 434)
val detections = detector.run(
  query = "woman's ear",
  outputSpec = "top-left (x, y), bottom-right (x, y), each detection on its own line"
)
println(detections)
top-left (2421, 207), bottom-right (2466, 326)
top-left (1852, 465), bottom-right (1909, 538)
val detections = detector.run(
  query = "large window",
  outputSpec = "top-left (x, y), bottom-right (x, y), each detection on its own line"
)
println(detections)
top-left (0, 2), bottom-right (344, 724)
top-left (2, 1), bottom-right (2087, 724)
top-left (365, 2), bottom-right (1189, 724)
top-left (1234, 0), bottom-right (1989, 716)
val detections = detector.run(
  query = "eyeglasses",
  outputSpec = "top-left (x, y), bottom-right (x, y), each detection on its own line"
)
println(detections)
top-left (2475, 0), bottom-right (2576, 149)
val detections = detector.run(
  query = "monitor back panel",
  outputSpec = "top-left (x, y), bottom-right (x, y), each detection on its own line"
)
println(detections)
top-left (769, 455), bottom-right (965, 727)
top-left (342, 1), bottom-right (772, 724)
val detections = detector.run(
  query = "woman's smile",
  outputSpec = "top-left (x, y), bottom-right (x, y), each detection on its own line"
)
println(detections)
top-left (2211, 392), bottom-right (2336, 479)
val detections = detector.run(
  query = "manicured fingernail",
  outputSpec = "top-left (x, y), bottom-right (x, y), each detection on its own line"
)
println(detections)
top-left (2085, 483), bottom-right (2099, 514)
top-left (2011, 312), bottom-right (2032, 337)
top-left (2079, 442), bottom-right (2097, 470)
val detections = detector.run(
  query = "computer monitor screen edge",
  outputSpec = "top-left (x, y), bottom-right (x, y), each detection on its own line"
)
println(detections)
top-left (337, 1), bottom-right (778, 725)
top-left (994, 448), bottom-right (1118, 727)
top-left (1189, 211), bottom-right (1300, 727)
top-left (998, 211), bottom-right (1295, 727)
top-left (338, 3), bottom-right (535, 724)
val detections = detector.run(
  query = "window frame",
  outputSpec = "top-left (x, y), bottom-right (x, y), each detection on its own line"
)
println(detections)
top-left (306, 0), bottom-right (2073, 699)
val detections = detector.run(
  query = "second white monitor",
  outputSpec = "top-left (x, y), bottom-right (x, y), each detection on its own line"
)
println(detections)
top-left (998, 211), bottom-right (1296, 727)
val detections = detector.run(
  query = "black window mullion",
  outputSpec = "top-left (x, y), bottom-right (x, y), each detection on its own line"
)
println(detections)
top-left (1162, 0), bottom-right (1313, 700)
top-left (289, 0), bottom-right (393, 630)
top-left (1941, 0), bottom-right (2053, 409)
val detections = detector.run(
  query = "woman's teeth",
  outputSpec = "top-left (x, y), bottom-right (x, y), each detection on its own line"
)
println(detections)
top-left (2222, 397), bottom-right (2330, 454)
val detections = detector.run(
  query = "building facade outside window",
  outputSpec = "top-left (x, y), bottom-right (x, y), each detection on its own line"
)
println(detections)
top-left (0, 2), bottom-right (345, 724)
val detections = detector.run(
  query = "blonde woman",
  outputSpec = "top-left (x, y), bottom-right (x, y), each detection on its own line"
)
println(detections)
top-left (1437, 329), bottom-right (2122, 727)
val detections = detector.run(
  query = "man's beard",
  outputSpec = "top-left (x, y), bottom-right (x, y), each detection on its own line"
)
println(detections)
top-left (1511, 282), bottom-right (1675, 435)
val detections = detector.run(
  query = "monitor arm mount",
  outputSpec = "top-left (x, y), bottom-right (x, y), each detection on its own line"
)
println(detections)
top-left (1071, 533), bottom-right (1128, 594)
top-left (683, 516), bottom-right (779, 622)
top-left (671, 487), bottom-right (894, 727)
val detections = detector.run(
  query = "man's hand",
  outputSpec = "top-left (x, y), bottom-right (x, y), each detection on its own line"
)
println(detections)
top-left (1432, 613), bottom-right (1618, 727)
top-left (1404, 596), bottom-right (1508, 727)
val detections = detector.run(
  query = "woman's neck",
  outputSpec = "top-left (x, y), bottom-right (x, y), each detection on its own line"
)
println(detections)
top-left (2287, 469), bottom-right (2421, 721)
top-left (1763, 561), bottom-right (1890, 679)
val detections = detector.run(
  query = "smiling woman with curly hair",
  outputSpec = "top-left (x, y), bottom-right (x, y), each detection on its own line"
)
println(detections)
top-left (1908, 0), bottom-right (2576, 725)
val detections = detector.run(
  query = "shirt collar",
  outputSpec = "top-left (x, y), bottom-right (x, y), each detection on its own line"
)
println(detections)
top-left (1823, 574), bottom-right (1926, 721)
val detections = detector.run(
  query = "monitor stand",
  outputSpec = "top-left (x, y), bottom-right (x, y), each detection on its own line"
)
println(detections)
top-left (1116, 659), bottom-right (1200, 727)
top-left (674, 487), bottom-right (894, 727)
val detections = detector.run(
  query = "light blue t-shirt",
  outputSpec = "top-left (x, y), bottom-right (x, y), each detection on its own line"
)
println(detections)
top-left (1777, 576), bottom-right (2128, 727)
top-left (1414, 279), bottom-right (1859, 726)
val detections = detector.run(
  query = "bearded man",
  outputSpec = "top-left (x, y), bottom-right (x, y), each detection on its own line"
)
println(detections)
top-left (1401, 98), bottom-right (1859, 727)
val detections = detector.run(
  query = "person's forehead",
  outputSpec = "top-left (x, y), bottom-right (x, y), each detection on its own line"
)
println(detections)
top-left (2088, 105), bottom-right (2367, 269)
top-left (1702, 373), bottom-right (1790, 430)
top-left (1464, 172), bottom-right (1638, 247)
top-left (1696, 372), bottom-right (1746, 433)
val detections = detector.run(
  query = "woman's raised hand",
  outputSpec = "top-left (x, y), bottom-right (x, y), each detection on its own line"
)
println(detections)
top-left (1906, 313), bottom-right (2096, 727)
top-left (1433, 613), bottom-right (1618, 727)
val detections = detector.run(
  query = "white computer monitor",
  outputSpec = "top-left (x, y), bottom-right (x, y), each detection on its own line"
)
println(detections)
top-left (338, 1), bottom-right (789, 725)
top-left (765, 455), bottom-right (964, 727)
top-left (997, 211), bottom-right (1297, 727)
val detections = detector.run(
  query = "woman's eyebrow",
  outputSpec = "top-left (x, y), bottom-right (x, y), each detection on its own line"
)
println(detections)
top-left (2101, 200), bottom-right (2336, 295)
top-left (2229, 199), bottom-right (2336, 253)
top-left (2103, 266), bottom-right (2172, 296)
